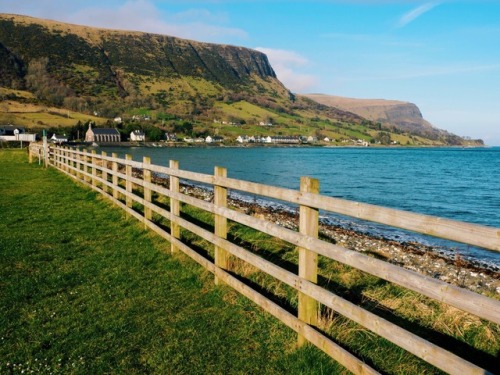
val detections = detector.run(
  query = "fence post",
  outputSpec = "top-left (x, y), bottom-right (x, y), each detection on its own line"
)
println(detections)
top-left (63, 147), bottom-right (69, 174)
top-left (76, 149), bottom-right (82, 180)
top-left (214, 166), bottom-right (229, 285)
top-left (169, 160), bottom-right (180, 253)
top-left (62, 147), bottom-right (67, 173)
top-left (82, 149), bottom-right (90, 183)
top-left (61, 147), bottom-right (65, 172)
top-left (91, 150), bottom-right (97, 187)
top-left (143, 156), bottom-right (152, 226)
top-left (101, 151), bottom-right (108, 193)
top-left (126, 154), bottom-right (132, 208)
top-left (43, 131), bottom-right (48, 168)
top-left (112, 153), bottom-right (119, 201)
top-left (297, 176), bottom-right (319, 346)
top-left (54, 146), bottom-right (59, 168)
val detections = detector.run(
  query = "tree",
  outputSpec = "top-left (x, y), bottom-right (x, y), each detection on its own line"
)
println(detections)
top-left (173, 121), bottom-right (193, 136)
top-left (376, 131), bottom-right (392, 145)
top-left (146, 126), bottom-right (164, 141)
top-left (25, 58), bottom-right (73, 106)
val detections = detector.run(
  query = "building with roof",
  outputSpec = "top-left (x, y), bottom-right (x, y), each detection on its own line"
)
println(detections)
top-left (130, 130), bottom-right (145, 141)
top-left (0, 125), bottom-right (37, 141)
top-left (85, 123), bottom-right (121, 143)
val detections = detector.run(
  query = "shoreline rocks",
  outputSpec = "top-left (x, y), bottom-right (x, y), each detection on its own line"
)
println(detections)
top-left (179, 183), bottom-right (499, 297)
top-left (138, 166), bottom-right (499, 297)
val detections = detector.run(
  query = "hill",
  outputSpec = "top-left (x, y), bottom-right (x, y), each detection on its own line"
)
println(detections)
top-left (0, 14), bottom-right (482, 146)
top-left (301, 94), bottom-right (463, 142)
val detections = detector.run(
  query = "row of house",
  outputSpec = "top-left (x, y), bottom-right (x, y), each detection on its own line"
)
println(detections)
top-left (4, 122), bottom-right (367, 146)
top-left (184, 135), bottom-right (224, 144)
top-left (186, 135), bottom-right (322, 144)
top-left (236, 135), bottom-right (319, 144)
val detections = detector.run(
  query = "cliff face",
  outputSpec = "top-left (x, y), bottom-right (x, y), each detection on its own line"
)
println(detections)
top-left (302, 94), bottom-right (448, 140)
top-left (0, 14), bottom-right (277, 95)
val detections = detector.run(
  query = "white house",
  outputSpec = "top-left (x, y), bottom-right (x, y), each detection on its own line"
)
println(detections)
top-left (130, 130), bottom-right (145, 141)
top-left (206, 135), bottom-right (223, 143)
top-left (51, 134), bottom-right (68, 144)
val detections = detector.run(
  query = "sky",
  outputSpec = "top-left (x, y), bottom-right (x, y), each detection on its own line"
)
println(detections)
top-left (1, 1), bottom-right (499, 145)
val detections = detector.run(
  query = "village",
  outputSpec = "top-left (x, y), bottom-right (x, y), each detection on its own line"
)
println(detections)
top-left (1, 124), bottom-right (373, 147)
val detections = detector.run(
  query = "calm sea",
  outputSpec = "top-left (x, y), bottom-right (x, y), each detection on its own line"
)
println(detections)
top-left (98, 146), bottom-right (500, 268)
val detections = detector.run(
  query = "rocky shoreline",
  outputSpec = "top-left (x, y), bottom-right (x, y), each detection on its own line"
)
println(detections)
top-left (179, 183), bottom-right (499, 297)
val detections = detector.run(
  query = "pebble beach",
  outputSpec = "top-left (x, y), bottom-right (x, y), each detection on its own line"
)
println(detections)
top-left (180, 183), bottom-right (500, 298)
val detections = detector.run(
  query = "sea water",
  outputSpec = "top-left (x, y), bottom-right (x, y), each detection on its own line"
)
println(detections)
top-left (98, 146), bottom-right (500, 268)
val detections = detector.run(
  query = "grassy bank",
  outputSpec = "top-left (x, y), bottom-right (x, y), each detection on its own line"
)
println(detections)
top-left (0, 149), bottom-right (341, 374)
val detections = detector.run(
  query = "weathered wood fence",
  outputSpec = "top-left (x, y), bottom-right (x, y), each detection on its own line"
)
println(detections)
top-left (29, 143), bottom-right (500, 375)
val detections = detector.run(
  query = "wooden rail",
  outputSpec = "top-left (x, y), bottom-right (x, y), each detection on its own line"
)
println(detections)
top-left (31, 144), bottom-right (499, 375)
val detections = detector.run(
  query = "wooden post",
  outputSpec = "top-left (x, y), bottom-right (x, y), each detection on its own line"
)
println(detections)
top-left (143, 156), bottom-right (152, 226)
top-left (43, 133), bottom-right (48, 168)
top-left (61, 147), bottom-right (65, 171)
top-left (82, 149), bottom-right (89, 182)
top-left (169, 160), bottom-right (180, 253)
top-left (297, 176), bottom-right (319, 346)
top-left (91, 150), bottom-right (97, 187)
top-left (63, 147), bottom-right (69, 174)
top-left (60, 147), bottom-right (64, 171)
top-left (214, 166), bottom-right (229, 285)
top-left (54, 146), bottom-right (59, 168)
top-left (76, 149), bottom-right (82, 180)
top-left (112, 153), bottom-right (119, 200)
top-left (101, 151), bottom-right (108, 193)
top-left (126, 154), bottom-right (133, 208)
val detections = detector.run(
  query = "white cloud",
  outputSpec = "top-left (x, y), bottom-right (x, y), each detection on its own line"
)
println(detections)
top-left (397, 2), bottom-right (440, 28)
top-left (256, 47), bottom-right (318, 92)
top-left (0, 0), bottom-right (247, 43)
top-left (64, 0), bottom-right (248, 41)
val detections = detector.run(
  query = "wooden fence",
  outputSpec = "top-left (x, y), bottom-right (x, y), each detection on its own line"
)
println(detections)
top-left (30, 143), bottom-right (500, 375)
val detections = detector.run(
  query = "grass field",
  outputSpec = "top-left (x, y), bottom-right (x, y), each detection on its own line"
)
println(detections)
top-left (0, 98), bottom-right (106, 129)
top-left (1, 149), bottom-right (497, 374)
top-left (0, 149), bottom-right (342, 374)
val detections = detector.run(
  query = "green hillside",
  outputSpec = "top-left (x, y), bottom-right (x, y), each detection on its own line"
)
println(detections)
top-left (0, 14), bottom-right (482, 146)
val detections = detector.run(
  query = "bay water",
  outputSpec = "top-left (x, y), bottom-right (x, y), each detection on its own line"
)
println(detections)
top-left (98, 146), bottom-right (500, 268)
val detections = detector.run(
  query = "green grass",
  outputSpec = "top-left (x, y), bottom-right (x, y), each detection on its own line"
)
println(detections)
top-left (168, 192), bottom-right (499, 374)
top-left (0, 150), bottom-right (343, 374)
top-left (2, 150), bottom-right (497, 374)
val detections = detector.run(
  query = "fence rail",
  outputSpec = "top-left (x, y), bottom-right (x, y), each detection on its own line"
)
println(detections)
top-left (30, 143), bottom-right (499, 375)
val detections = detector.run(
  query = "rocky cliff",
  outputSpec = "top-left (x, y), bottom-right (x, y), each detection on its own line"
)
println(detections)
top-left (302, 94), bottom-right (458, 142)
top-left (0, 14), bottom-right (278, 96)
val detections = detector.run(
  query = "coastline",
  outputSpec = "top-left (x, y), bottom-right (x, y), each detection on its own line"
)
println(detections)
top-left (177, 182), bottom-right (499, 297)
top-left (68, 140), bottom-right (488, 149)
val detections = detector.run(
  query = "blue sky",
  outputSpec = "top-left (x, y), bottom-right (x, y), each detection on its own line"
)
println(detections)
top-left (1, 1), bottom-right (499, 145)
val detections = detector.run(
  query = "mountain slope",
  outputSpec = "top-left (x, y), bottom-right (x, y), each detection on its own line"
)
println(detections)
top-left (301, 94), bottom-right (476, 143)
top-left (0, 14), bottom-right (481, 146)
top-left (0, 14), bottom-right (278, 96)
